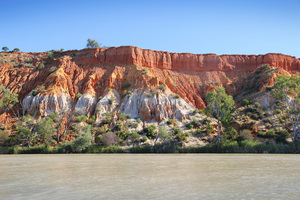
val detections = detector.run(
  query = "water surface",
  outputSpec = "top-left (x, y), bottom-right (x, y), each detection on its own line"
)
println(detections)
top-left (0, 154), bottom-right (299, 199)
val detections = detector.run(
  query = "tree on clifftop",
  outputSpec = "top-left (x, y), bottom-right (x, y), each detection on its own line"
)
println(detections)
top-left (272, 74), bottom-right (300, 142)
top-left (206, 87), bottom-right (235, 149)
top-left (2, 47), bottom-right (9, 52)
top-left (86, 38), bottom-right (100, 48)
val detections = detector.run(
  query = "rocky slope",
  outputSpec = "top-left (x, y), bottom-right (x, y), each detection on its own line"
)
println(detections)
top-left (0, 46), bottom-right (299, 125)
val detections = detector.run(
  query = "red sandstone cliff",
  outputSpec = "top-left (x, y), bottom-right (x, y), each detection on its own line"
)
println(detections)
top-left (0, 46), bottom-right (299, 123)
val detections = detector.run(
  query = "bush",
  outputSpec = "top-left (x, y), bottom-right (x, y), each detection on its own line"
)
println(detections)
top-left (147, 93), bottom-right (153, 98)
top-left (174, 94), bottom-right (180, 99)
top-left (102, 132), bottom-right (118, 146)
top-left (223, 127), bottom-right (238, 140)
top-left (144, 125), bottom-right (157, 139)
top-left (108, 98), bottom-right (114, 104)
top-left (185, 123), bottom-right (194, 129)
top-left (172, 127), bottom-right (183, 134)
top-left (32, 90), bottom-right (39, 96)
top-left (122, 82), bottom-right (132, 89)
top-left (206, 124), bottom-right (214, 135)
top-left (242, 99), bottom-right (250, 107)
top-left (275, 129), bottom-right (289, 143)
top-left (118, 113), bottom-right (127, 121)
top-left (102, 112), bottom-right (112, 124)
top-left (87, 116), bottom-right (95, 124)
top-left (142, 68), bottom-right (148, 74)
top-left (266, 86), bottom-right (272, 91)
top-left (49, 66), bottom-right (57, 73)
top-left (75, 115), bottom-right (87, 122)
top-left (159, 84), bottom-right (166, 91)
top-left (71, 125), bottom-right (93, 153)
top-left (38, 63), bottom-right (45, 70)
top-left (167, 119), bottom-right (174, 125)
top-left (136, 118), bottom-right (142, 124)
top-left (76, 92), bottom-right (82, 98)
top-left (140, 136), bottom-right (148, 143)
top-left (236, 129), bottom-right (253, 142)
top-left (257, 130), bottom-right (276, 138)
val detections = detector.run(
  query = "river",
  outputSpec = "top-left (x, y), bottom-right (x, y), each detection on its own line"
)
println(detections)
top-left (0, 154), bottom-right (299, 199)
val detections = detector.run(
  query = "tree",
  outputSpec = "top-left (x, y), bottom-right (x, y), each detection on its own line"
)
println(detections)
top-left (2, 47), bottom-right (9, 52)
top-left (206, 86), bottom-right (235, 148)
top-left (12, 48), bottom-right (20, 52)
top-left (272, 75), bottom-right (300, 142)
top-left (158, 125), bottom-right (173, 142)
top-left (15, 115), bottom-right (36, 147)
top-left (86, 38), bottom-right (100, 48)
top-left (0, 85), bottom-right (19, 113)
top-left (36, 117), bottom-right (55, 143)
top-left (71, 125), bottom-right (93, 152)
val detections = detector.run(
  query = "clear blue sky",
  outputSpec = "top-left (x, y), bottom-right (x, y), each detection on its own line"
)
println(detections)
top-left (1, 0), bottom-right (299, 57)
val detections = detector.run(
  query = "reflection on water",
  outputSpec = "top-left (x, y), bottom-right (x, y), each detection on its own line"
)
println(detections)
top-left (0, 154), bottom-right (299, 199)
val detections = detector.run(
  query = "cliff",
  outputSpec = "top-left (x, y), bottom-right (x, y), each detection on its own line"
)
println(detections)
top-left (0, 46), bottom-right (299, 124)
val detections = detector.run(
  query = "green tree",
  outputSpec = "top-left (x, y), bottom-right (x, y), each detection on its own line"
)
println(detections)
top-left (129, 130), bottom-right (140, 147)
top-left (158, 125), bottom-right (173, 142)
top-left (15, 115), bottom-right (35, 147)
top-left (86, 38), bottom-right (100, 48)
top-left (0, 85), bottom-right (19, 112)
top-left (272, 75), bottom-right (300, 142)
top-left (2, 47), bottom-right (9, 52)
top-left (12, 48), bottom-right (20, 52)
top-left (36, 117), bottom-right (55, 143)
top-left (71, 125), bottom-right (93, 152)
top-left (206, 87), bottom-right (235, 148)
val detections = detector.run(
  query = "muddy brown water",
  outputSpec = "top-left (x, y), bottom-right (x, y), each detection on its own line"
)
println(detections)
top-left (0, 154), bottom-right (299, 199)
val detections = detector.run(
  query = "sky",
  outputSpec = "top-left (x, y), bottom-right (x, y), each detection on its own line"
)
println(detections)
top-left (0, 0), bottom-right (299, 57)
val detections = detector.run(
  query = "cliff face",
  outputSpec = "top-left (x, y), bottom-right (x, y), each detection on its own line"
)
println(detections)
top-left (0, 46), bottom-right (299, 124)
top-left (84, 46), bottom-right (300, 72)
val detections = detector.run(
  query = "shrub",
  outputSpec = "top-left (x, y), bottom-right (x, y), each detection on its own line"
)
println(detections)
top-left (236, 129), bottom-right (253, 142)
top-left (206, 124), bottom-right (214, 135)
top-left (254, 102), bottom-right (261, 108)
top-left (175, 132), bottom-right (190, 142)
top-left (242, 99), bottom-right (250, 107)
top-left (185, 123), bottom-right (194, 129)
top-left (275, 109), bottom-right (282, 114)
top-left (167, 119), bottom-right (174, 125)
top-left (172, 127), bottom-right (183, 134)
top-left (49, 66), bottom-right (57, 72)
top-left (118, 113), bottom-right (127, 121)
top-left (98, 96), bottom-right (103, 101)
top-left (147, 93), bottom-right (153, 98)
top-left (142, 68), bottom-right (148, 74)
top-left (275, 129), bottom-right (289, 143)
top-left (102, 112), bottom-right (112, 124)
top-left (122, 82), bottom-right (132, 89)
top-left (136, 118), bottom-right (142, 124)
top-left (144, 125), bottom-right (157, 139)
top-left (102, 132), bottom-right (118, 146)
top-left (38, 63), bottom-right (45, 70)
top-left (223, 126), bottom-right (238, 140)
top-left (87, 116), bottom-right (96, 124)
top-left (159, 84), bottom-right (166, 91)
top-left (257, 130), bottom-right (276, 138)
top-left (174, 94), bottom-right (180, 99)
top-left (140, 136), bottom-right (148, 143)
top-left (266, 86), bottom-right (272, 91)
top-left (76, 92), bottom-right (82, 98)
top-left (32, 90), bottom-right (39, 96)
top-left (71, 125), bottom-right (93, 152)
top-left (75, 115), bottom-right (87, 122)
top-left (108, 98), bottom-right (114, 104)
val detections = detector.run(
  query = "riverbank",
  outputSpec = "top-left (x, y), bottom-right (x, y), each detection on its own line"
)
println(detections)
top-left (1, 141), bottom-right (300, 154)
